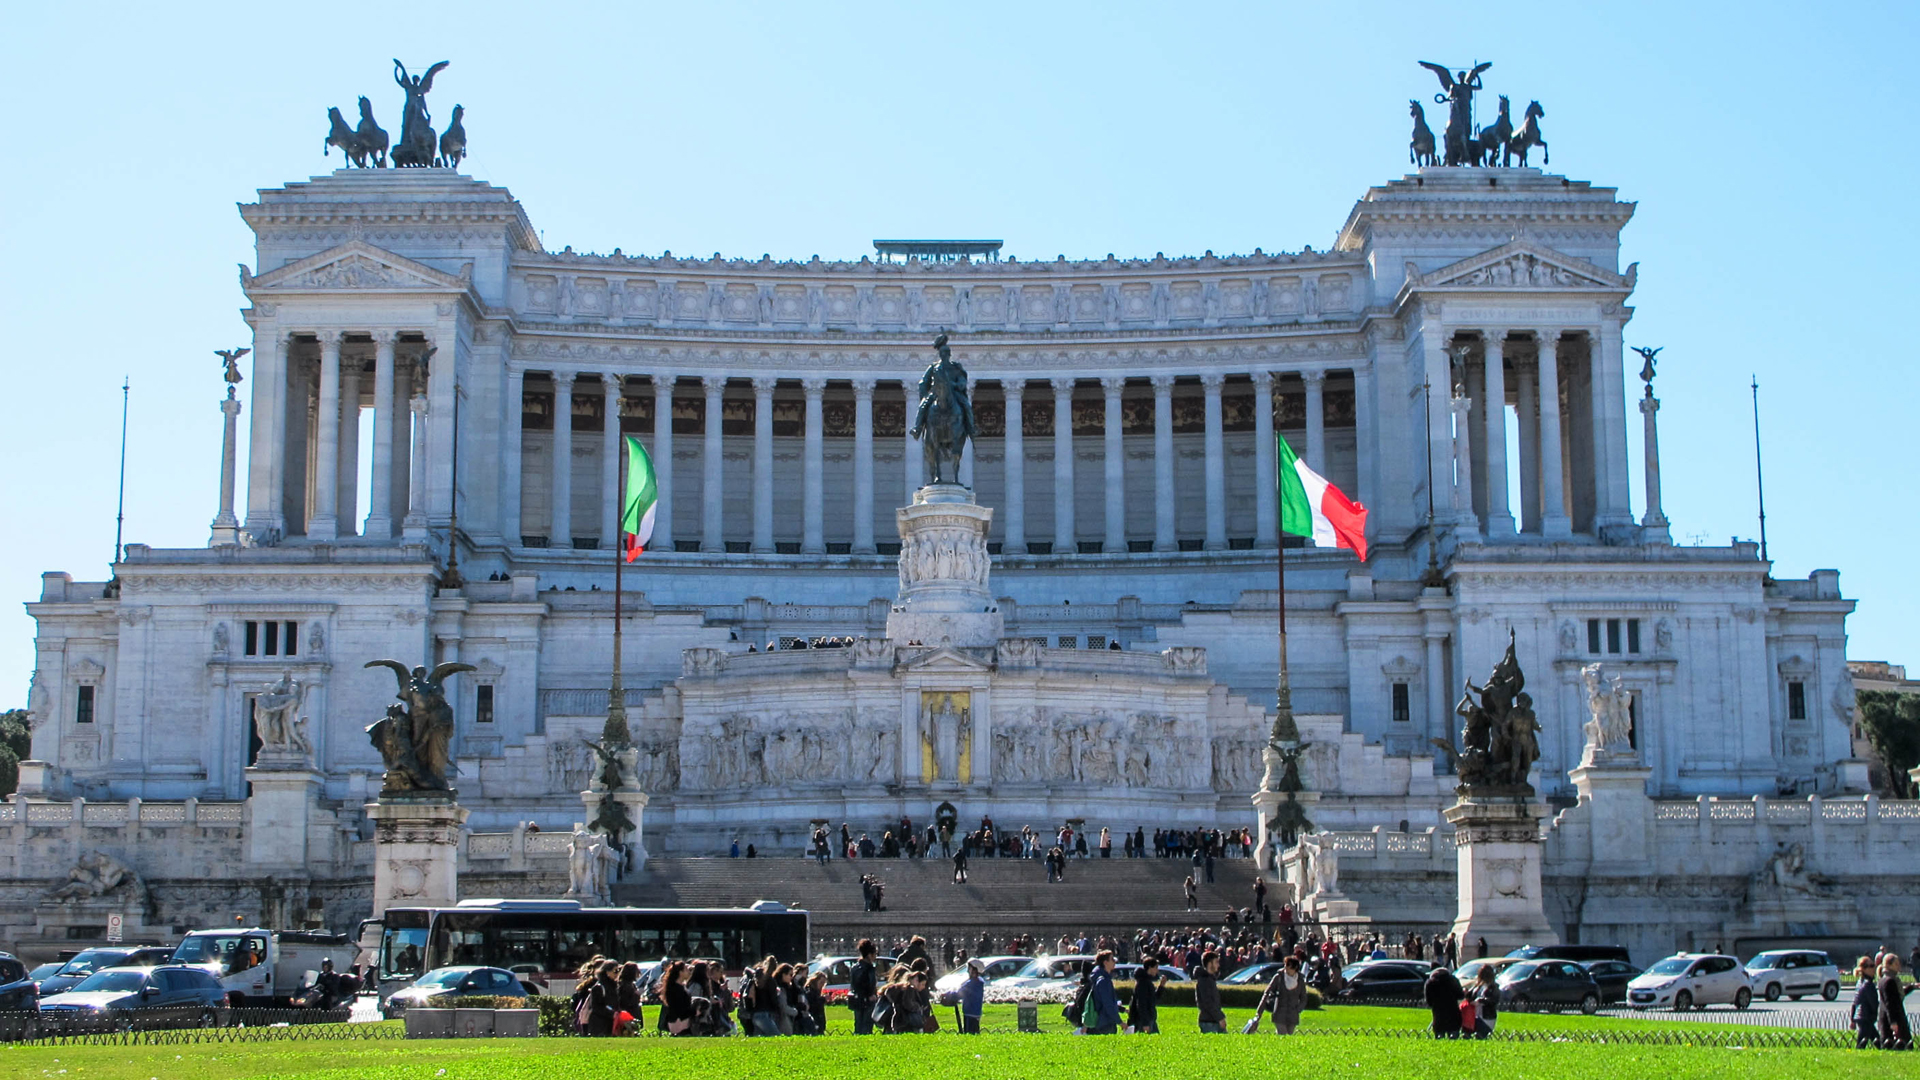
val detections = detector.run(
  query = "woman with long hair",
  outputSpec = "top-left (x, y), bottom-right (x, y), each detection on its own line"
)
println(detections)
top-left (658, 960), bottom-right (693, 1036)
top-left (1879, 955), bottom-right (1913, 1050)
top-left (803, 970), bottom-right (829, 1035)
top-left (1853, 957), bottom-right (1882, 1049)
top-left (614, 962), bottom-right (644, 1035)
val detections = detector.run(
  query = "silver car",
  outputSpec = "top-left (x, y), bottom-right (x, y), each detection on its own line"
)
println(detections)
top-left (1744, 950), bottom-right (1841, 1002)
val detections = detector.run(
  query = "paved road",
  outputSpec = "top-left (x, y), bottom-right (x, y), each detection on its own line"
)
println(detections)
top-left (1597, 997), bottom-right (1915, 1029)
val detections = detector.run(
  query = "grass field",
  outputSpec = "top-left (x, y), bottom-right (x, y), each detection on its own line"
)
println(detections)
top-left (2, 1005), bottom-right (1899, 1080)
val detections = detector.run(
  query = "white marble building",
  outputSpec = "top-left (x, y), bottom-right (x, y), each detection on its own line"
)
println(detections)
top-left (10, 162), bottom-right (1881, 948)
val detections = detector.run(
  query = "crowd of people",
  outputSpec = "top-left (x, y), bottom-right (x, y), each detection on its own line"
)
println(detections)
top-left (805, 816), bottom-right (1256, 864)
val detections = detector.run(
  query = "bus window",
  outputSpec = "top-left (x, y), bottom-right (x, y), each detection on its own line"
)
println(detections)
top-left (381, 928), bottom-right (428, 981)
top-left (491, 927), bottom-right (552, 972)
top-left (613, 927), bottom-right (668, 962)
top-left (554, 927), bottom-right (604, 974)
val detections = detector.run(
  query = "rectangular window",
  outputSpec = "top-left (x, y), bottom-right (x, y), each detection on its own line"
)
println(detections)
top-left (1606, 619), bottom-right (1622, 654)
top-left (476, 684), bottom-right (495, 724)
top-left (1587, 620), bottom-right (1602, 654)
top-left (1086, 636), bottom-right (1108, 650)
top-left (1787, 681), bottom-right (1806, 721)
top-left (244, 621), bottom-right (259, 656)
top-left (263, 621), bottom-right (279, 657)
top-left (1626, 619), bottom-right (1641, 655)
top-left (1057, 636), bottom-right (1078, 650)
top-left (75, 684), bottom-right (95, 724)
top-left (1391, 683), bottom-right (1411, 723)
top-left (283, 622), bottom-right (298, 657)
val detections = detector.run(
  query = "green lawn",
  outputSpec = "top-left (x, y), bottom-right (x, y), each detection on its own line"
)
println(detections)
top-left (1, 1005), bottom-right (1891, 1080)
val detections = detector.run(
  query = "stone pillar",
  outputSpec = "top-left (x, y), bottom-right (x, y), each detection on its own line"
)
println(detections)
top-left (903, 379), bottom-right (924, 495)
top-left (1481, 333), bottom-right (1515, 537)
top-left (1595, 320), bottom-right (1633, 530)
top-left (245, 764), bottom-right (323, 870)
top-left (1303, 370), bottom-right (1327, 470)
top-left (365, 332), bottom-right (397, 539)
top-left (1353, 365), bottom-right (1377, 514)
top-left (1253, 371), bottom-right (1276, 549)
top-left (367, 799), bottom-right (469, 918)
top-left (1052, 377), bottom-right (1076, 552)
top-left (752, 376), bottom-right (776, 553)
top-left (1152, 375), bottom-right (1176, 552)
top-left (248, 331), bottom-right (289, 534)
top-left (497, 367), bottom-right (522, 546)
top-left (210, 390), bottom-right (243, 545)
top-left (601, 375), bottom-right (623, 550)
top-left (1515, 364), bottom-right (1540, 534)
top-left (701, 375), bottom-right (726, 552)
top-left (1421, 324), bottom-right (1453, 532)
top-left (405, 389), bottom-right (430, 540)
top-left (886, 485), bottom-right (1003, 648)
top-left (1101, 376), bottom-right (1126, 553)
top-left (1445, 798), bottom-right (1557, 953)
top-left (1201, 373), bottom-right (1227, 550)
top-left (959, 377), bottom-right (977, 489)
top-left (550, 370), bottom-right (575, 549)
top-left (1001, 380), bottom-right (1026, 555)
top-left (310, 331), bottom-right (342, 539)
top-left (1640, 390), bottom-right (1671, 544)
top-left (336, 363), bottom-right (360, 538)
top-left (852, 378), bottom-right (876, 554)
top-left (1569, 759), bottom-right (1655, 875)
top-left (1450, 390), bottom-right (1476, 530)
top-left (1536, 333), bottom-right (1572, 538)
top-left (650, 374), bottom-right (675, 552)
top-left (802, 377), bottom-right (826, 554)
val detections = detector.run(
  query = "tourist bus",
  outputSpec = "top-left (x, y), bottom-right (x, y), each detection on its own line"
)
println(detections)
top-left (361, 899), bottom-right (809, 998)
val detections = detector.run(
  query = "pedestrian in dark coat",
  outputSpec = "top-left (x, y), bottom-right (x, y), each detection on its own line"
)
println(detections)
top-left (1878, 957), bottom-right (1913, 1050)
top-left (1424, 964), bottom-right (1465, 1038)
top-left (1128, 957), bottom-right (1166, 1033)
top-left (1852, 958), bottom-right (1881, 1049)
top-left (1194, 951), bottom-right (1227, 1032)
top-left (1086, 952), bottom-right (1122, 1034)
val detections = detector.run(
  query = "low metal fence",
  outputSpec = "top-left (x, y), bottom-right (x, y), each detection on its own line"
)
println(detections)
top-left (2, 1006), bottom-right (359, 1044)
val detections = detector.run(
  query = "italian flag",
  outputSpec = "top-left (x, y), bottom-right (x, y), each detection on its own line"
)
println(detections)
top-left (620, 435), bottom-right (657, 562)
top-left (1277, 434), bottom-right (1369, 561)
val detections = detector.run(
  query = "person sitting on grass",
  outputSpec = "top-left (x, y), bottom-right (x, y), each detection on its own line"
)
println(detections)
top-left (1471, 964), bottom-right (1499, 1039)
top-left (1424, 962), bottom-right (1465, 1039)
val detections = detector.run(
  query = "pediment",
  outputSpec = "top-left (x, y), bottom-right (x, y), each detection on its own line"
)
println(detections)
top-left (1416, 241), bottom-right (1634, 292)
top-left (898, 645), bottom-right (994, 674)
top-left (244, 241), bottom-right (470, 292)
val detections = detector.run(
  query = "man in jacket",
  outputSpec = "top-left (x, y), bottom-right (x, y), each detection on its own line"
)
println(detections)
top-left (959, 959), bottom-right (986, 1034)
top-left (849, 940), bottom-right (879, 1035)
top-left (1087, 951), bottom-right (1122, 1034)
top-left (1194, 951), bottom-right (1227, 1033)
top-left (1129, 956), bottom-right (1167, 1033)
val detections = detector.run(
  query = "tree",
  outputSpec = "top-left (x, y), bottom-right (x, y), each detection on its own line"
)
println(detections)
top-left (1856, 690), bottom-right (1920, 800)
top-left (0, 709), bottom-right (29, 798)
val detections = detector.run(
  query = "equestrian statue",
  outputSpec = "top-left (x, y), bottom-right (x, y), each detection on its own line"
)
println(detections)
top-left (909, 332), bottom-right (975, 486)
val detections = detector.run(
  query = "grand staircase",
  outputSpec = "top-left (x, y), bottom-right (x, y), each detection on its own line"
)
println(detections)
top-left (612, 854), bottom-right (1274, 944)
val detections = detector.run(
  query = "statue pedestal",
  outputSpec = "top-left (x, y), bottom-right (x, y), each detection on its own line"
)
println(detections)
top-left (366, 798), bottom-right (467, 918)
top-left (1568, 759), bottom-right (1653, 875)
top-left (245, 765), bottom-right (324, 870)
top-left (1252, 788), bottom-right (1318, 873)
top-left (887, 485), bottom-right (1002, 649)
top-left (582, 779), bottom-right (651, 876)
top-left (1444, 798), bottom-right (1557, 953)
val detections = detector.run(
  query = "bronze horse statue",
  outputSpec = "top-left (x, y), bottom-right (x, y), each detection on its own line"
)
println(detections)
top-left (909, 333), bottom-right (974, 485)
top-left (1408, 100), bottom-right (1437, 167)
top-left (437, 105), bottom-right (467, 168)
top-left (355, 97), bottom-right (389, 168)
top-left (1507, 100), bottom-right (1548, 167)
top-left (1474, 95), bottom-right (1514, 166)
top-left (324, 107), bottom-right (362, 167)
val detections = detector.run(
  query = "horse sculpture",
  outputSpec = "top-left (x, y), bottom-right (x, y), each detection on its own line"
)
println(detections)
top-left (1507, 100), bottom-right (1547, 167)
top-left (909, 333), bottom-right (974, 486)
top-left (1409, 100), bottom-right (1437, 167)
top-left (325, 107), bottom-right (363, 166)
top-left (1474, 95), bottom-right (1514, 167)
top-left (355, 97), bottom-right (389, 168)
top-left (437, 104), bottom-right (467, 168)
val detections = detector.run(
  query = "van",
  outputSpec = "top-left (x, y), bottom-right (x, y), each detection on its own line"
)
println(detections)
top-left (1506, 944), bottom-right (1632, 964)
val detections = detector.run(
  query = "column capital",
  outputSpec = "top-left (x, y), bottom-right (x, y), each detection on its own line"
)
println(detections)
top-left (800, 376), bottom-right (828, 395)
top-left (1534, 329), bottom-right (1563, 348)
top-left (1000, 377), bottom-right (1024, 399)
top-left (601, 374), bottom-right (624, 394)
top-left (850, 376), bottom-right (877, 398)
top-left (751, 375), bottom-right (778, 395)
top-left (550, 367), bottom-right (576, 383)
top-left (317, 330), bottom-right (343, 347)
top-left (1252, 369), bottom-right (1275, 390)
top-left (701, 374), bottom-right (729, 394)
top-left (1198, 372), bottom-right (1225, 391)
top-left (371, 329), bottom-right (397, 346)
top-left (1481, 327), bottom-right (1510, 343)
top-left (1099, 375), bottom-right (1126, 394)
top-left (1149, 373), bottom-right (1175, 392)
top-left (1050, 376), bottom-right (1077, 395)
top-left (1301, 368), bottom-right (1326, 388)
top-left (652, 373), bottom-right (678, 396)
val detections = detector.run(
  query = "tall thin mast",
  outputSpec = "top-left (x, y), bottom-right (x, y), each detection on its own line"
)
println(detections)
top-left (1751, 375), bottom-right (1769, 566)
top-left (606, 434), bottom-right (630, 746)
top-left (113, 377), bottom-right (129, 566)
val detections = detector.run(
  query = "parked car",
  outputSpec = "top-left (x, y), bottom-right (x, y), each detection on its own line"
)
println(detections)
top-left (1335, 961), bottom-right (1431, 1002)
top-left (932, 956), bottom-right (1032, 993)
top-left (1582, 959), bottom-right (1643, 1004)
top-left (380, 966), bottom-right (530, 1017)
top-left (1496, 959), bottom-right (1603, 1013)
top-left (1626, 954), bottom-right (1751, 1011)
top-left (1454, 957), bottom-right (1523, 987)
top-left (1744, 950), bottom-right (1841, 1002)
top-left (1112, 963), bottom-right (1189, 984)
top-left (36, 946), bottom-right (177, 997)
top-left (807, 955), bottom-right (898, 1000)
top-left (28, 961), bottom-right (64, 984)
top-left (1507, 943), bottom-right (1632, 965)
top-left (0, 953), bottom-right (40, 1012)
top-left (37, 966), bottom-right (225, 1017)
top-left (992, 955), bottom-right (1096, 992)
top-left (1221, 962), bottom-right (1285, 986)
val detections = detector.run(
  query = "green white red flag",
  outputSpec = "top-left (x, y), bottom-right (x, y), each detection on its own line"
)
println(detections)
top-left (1277, 434), bottom-right (1368, 561)
top-left (620, 436), bottom-right (657, 562)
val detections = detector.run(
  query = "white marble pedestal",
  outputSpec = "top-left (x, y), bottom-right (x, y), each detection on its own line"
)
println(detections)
top-left (886, 485), bottom-right (1002, 648)
top-left (1568, 757), bottom-right (1654, 875)
top-left (245, 763), bottom-right (324, 869)
top-left (1252, 786), bottom-right (1319, 874)
top-left (582, 759), bottom-right (651, 877)
top-left (366, 798), bottom-right (468, 917)
top-left (1445, 798), bottom-right (1557, 953)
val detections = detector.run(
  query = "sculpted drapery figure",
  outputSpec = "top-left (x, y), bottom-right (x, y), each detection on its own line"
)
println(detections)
top-left (1580, 663), bottom-right (1635, 759)
top-left (1433, 631), bottom-right (1541, 796)
top-left (364, 660), bottom-right (474, 796)
top-left (391, 59), bottom-right (449, 167)
top-left (1419, 60), bottom-right (1491, 167)
top-left (909, 333), bottom-right (974, 485)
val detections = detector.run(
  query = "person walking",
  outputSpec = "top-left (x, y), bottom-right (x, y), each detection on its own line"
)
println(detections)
top-left (1424, 963), bottom-right (1465, 1038)
top-left (1085, 951), bottom-right (1122, 1034)
top-left (959, 959), bottom-right (986, 1034)
top-left (803, 970), bottom-right (828, 1035)
top-left (952, 844), bottom-right (970, 884)
top-left (849, 940), bottom-right (880, 1035)
top-left (1129, 956), bottom-right (1167, 1033)
top-left (1878, 955), bottom-right (1913, 1050)
top-left (1260, 955), bottom-right (1308, 1034)
top-left (1204, 847), bottom-right (1217, 884)
top-left (1183, 874), bottom-right (1198, 911)
top-left (1195, 951), bottom-right (1227, 1033)
top-left (1100, 827), bottom-right (1113, 859)
top-left (1853, 957), bottom-right (1882, 1049)
top-left (1470, 964), bottom-right (1499, 1038)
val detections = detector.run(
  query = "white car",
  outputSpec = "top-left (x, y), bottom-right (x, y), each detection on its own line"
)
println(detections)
top-left (1744, 950), bottom-right (1842, 1002)
top-left (991, 955), bottom-right (1095, 991)
top-left (1626, 953), bottom-right (1751, 1011)
top-left (932, 956), bottom-right (1033, 994)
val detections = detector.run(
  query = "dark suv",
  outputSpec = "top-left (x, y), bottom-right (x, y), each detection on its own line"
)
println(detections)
top-left (1506, 944), bottom-right (1631, 965)
top-left (37, 946), bottom-right (176, 997)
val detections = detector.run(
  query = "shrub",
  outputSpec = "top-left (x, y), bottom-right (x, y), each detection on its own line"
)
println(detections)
top-left (417, 995), bottom-right (539, 1010)
top-left (531, 995), bottom-right (577, 1036)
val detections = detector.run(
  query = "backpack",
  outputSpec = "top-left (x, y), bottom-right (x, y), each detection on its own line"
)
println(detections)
top-left (871, 992), bottom-right (894, 1028)
top-left (1080, 990), bottom-right (1101, 1029)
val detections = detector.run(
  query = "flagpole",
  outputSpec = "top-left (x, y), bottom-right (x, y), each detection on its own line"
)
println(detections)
top-left (607, 436), bottom-right (629, 746)
top-left (1750, 375), bottom-right (1769, 567)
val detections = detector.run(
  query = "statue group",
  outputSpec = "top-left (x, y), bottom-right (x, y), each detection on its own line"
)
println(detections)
top-left (909, 333), bottom-right (974, 485)
top-left (364, 660), bottom-right (473, 797)
top-left (324, 60), bottom-right (467, 169)
top-left (1409, 60), bottom-right (1548, 168)
top-left (1434, 631), bottom-right (1542, 796)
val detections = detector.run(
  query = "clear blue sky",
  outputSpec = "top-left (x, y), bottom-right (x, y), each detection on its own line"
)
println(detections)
top-left (3, 1), bottom-right (1914, 706)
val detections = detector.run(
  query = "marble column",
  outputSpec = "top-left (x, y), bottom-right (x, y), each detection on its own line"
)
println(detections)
top-left (498, 367), bottom-right (523, 545)
top-left (1252, 370), bottom-right (1277, 549)
top-left (1303, 370), bottom-right (1327, 469)
top-left (958, 377), bottom-right (977, 488)
top-left (1536, 333), bottom-right (1572, 538)
top-left (1353, 365), bottom-right (1377, 516)
top-left (336, 362), bottom-right (360, 538)
top-left (405, 389), bottom-right (430, 540)
top-left (1001, 380), bottom-right (1026, 554)
top-left (650, 375), bottom-right (675, 552)
top-left (903, 379), bottom-right (924, 495)
top-left (601, 375), bottom-right (623, 549)
top-left (1151, 374), bottom-right (1175, 552)
top-left (801, 377), bottom-right (826, 553)
top-left (1596, 321), bottom-right (1634, 529)
top-left (249, 331), bottom-right (289, 533)
top-left (1640, 388), bottom-right (1671, 544)
top-left (752, 376), bottom-right (776, 554)
top-left (1515, 364), bottom-right (1540, 534)
top-left (1450, 390), bottom-right (1475, 528)
top-left (701, 375), bottom-right (726, 553)
top-left (310, 331), bottom-right (342, 539)
top-left (364, 332), bottom-right (397, 539)
top-left (852, 378), bottom-right (876, 554)
top-left (1481, 332), bottom-right (1514, 537)
top-left (550, 369), bottom-right (575, 548)
top-left (1424, 627), bottom-right (1449, 757)
top-left (1101, 376), bottom-right (1126, 554)
top-left (210, 388), bottom-right (243, 545)
top-left (1420, 323), bottom-right (1454, 530)
top-left (1052, 377), bottom-right (1076, 552)
top-left (1201, 372), bottom-right (1226, 551)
